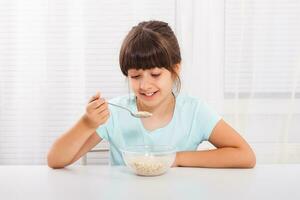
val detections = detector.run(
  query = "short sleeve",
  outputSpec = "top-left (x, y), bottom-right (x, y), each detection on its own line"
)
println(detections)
top-left (192, 99), bottom-right (222, 142)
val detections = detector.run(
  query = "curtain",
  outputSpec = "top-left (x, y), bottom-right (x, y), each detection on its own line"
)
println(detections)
top-left (0, 0), bottom-right (175, 164)
top-left (1, 0), bottom-right (300, 165)
top-left (225, 0), bottom-right (300, 163)
top-left (176, 0), bottom-right (300, 163)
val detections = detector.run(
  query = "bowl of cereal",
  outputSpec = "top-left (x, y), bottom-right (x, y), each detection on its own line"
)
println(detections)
top-left (121, 145), bottom-right (176, 176)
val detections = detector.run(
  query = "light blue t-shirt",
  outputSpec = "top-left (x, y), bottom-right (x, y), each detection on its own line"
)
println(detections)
top-left (96, 93), bottom-right (221, 165)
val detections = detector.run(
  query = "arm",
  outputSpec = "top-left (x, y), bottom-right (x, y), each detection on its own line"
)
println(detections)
top-left (47, 120), bottom-right (101, 169)
top-left (47, 92), bottom-right (109, 169)
top-left (174, 119), bottom-right (256, 168)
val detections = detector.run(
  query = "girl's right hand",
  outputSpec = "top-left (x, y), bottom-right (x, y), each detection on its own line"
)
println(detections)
top-left (83, 92), bottom-right (110, 129)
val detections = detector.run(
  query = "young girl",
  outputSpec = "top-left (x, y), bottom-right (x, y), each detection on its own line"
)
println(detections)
top-left (47, 20), bottom-right (256, 168)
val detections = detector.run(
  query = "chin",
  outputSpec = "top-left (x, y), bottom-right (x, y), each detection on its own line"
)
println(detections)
top-left (137, 92), bottom-right (161, 107)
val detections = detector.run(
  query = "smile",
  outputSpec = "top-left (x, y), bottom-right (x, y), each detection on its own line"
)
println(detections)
top-left (141, 91), bottom-right (158, 97)
top-left (145, 92), bottom-right (154, 96)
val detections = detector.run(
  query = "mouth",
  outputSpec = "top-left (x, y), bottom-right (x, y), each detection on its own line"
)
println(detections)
top-left (139, 90), bottom-right (159, 98)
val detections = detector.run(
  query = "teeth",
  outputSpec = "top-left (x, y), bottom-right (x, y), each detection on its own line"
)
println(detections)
top-left (145, 92), bottom-right (154, 96)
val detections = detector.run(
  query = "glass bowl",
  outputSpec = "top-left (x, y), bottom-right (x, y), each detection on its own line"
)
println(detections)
top-left (121, 145), bottom-right (176, 176)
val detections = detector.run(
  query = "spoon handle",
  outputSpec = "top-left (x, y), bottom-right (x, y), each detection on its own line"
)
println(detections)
top-left (108, 102), bottom-right (132, 113)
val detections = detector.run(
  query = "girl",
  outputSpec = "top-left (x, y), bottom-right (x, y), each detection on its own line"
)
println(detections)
top-left (47, 20), bottom-right (256, 168)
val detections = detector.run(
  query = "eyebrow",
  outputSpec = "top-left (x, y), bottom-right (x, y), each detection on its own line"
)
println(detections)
top-left (151, 68), bottom-right (162, 72)
top-left (128, 70), bottom-right (140, 74)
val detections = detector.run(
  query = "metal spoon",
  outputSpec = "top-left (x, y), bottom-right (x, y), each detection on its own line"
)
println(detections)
top-left (108, 102), bottom-right (152, 118)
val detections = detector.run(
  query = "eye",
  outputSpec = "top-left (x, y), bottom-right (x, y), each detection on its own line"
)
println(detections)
top-left (151, 74), bottom-right (161, 77)
top-left (130, 75), bottom-right (140, 79)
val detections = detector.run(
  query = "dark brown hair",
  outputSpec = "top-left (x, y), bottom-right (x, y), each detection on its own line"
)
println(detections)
top-left (119, 20), bottom-right (182, 93)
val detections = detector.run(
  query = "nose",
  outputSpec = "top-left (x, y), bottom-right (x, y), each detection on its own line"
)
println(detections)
top-left (139, 76), bottom-right (152, 91)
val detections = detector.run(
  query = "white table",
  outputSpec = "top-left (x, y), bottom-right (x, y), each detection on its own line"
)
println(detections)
top-left (0, 165), bottom-right (299, 200)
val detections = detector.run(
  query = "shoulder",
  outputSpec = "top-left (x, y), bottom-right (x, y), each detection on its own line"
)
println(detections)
top-left (175, 92), bottom-right (221, 141)
top-left (175, 92), bottom-right (220, 119)
top-left (176, 92), bottom-right (205, 110)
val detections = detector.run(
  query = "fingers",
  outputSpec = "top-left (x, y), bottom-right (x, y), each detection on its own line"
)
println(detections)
top-left (90, 98), bottom-right (106, 109)
top-left (96, 102), bottom-right (109, 114)
top-left (98, 109), bottom-right (110, 121)
top-left (89, 91), bottom-right (101, 103)
top-left (87, 99), bottom-right (106, 114)
top-left (85, 92), bottom-right (110, 127)
top-left (87, 91), bottom-right (106, 113)
top-left (86, 94), bottom-right (109, 117)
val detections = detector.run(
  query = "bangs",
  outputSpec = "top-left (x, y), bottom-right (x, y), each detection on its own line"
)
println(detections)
top-left (119, 28), bottom-right (172, 76)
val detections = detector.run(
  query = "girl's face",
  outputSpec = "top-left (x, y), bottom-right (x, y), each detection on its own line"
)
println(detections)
top-left (128, 67), bottom-right (175, 108)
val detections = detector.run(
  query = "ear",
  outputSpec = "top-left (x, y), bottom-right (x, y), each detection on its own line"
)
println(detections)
top-left (174, 63), bottom-right (181, 75)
